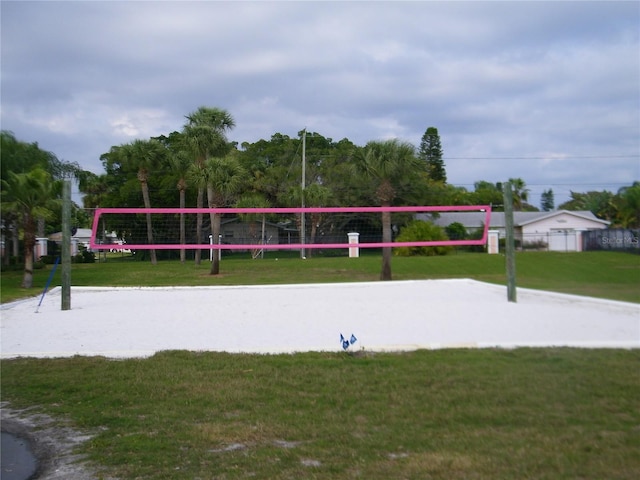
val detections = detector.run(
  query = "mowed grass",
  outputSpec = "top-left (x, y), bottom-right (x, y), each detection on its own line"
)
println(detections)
top-left (1, 250), bottom-right (639, 304)
top-left (2, 349), bottom-right (639, 479)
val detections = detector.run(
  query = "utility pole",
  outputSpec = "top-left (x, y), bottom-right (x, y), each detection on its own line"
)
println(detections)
top-left (61, 177), bottom-right (71, 310)
top-left (301, 129), bottom-right (306, 259)
top-left (503, 181), bottom-right (517, 302)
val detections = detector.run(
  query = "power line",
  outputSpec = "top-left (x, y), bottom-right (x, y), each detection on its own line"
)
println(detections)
top-left (450, 182), bottom-right (632, 187)
top-left (444, 155), bottom-right (639, 160)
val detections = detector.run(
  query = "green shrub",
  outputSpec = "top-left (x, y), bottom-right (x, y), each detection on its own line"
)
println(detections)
top-left (523, 240), bottom-right (548, 251)
top-left (445, 221), bottom-right (467, 240)
top-left (465, 226), bottom-right (487, 253)
top-left (0, 262), bottom-right (22, 272)
top-left (40, 255), bottom-right (57, 264)
top-left (499, 237), bottom-right (522, 250)
top-left (81, 249), bottom-right (96, 263)
top-left (70, 247), bottom-right (96, 264)
top-left (0, 256), bottom-right (36, 271)
top-left (395, 220), bottom-right (452, 256)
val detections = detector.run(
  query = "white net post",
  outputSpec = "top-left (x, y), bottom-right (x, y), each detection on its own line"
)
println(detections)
top-left (348, 232), bottom-right (360, 258)
top-left (487, 230), bottom-right (500, 254)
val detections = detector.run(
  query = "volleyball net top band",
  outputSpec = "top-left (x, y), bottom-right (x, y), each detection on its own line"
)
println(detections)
top-left (90, 205), bottom-right (492, 251)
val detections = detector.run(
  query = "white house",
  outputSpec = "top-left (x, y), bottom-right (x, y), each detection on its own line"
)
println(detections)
top-left (47, 229), bottom-right (121, 255)
top-left (417, 210), bottom-right (610, 252)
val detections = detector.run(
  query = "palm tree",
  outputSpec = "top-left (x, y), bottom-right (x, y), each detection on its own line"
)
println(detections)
top-left (77, 171), bottom-right (110, 209)
top-left (191, 154), bottom-right (245, 274)
top-left (113, 139), bottom-right (166, 265)
top-left (168, 150), bottom-right (192, 263)
top-left (354, 139), bottom-right (421, 280)
top-left (182, 107), bottom-right (235, 265)
top-left (1, 168), bottom-right (61, 288)
top-left (508, 178), bottom-right (530, 211)
top-left (209, 155), bottom-right (246, 274)
top-left (77, 171), bottom-right (112, 252)
top-left (615, 182), bottom-right (640, 228)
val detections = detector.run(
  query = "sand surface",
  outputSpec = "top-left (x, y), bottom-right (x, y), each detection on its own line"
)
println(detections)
top-left (2, 279), bottom-right (638, 359)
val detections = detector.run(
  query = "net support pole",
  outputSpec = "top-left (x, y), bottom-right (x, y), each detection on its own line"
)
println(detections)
top-left (61, 177), bottom-right (71, 310)
top-left (300, 129), bottom-right (306, 259)
top-left (503, 181), bottom-right (517, 303)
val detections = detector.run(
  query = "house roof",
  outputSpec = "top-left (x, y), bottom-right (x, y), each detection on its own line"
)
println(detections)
top-left (417, 210), bottom-right (610, 229)
top-left (49, 229), bottom-right (117, 242)
top-left (517, 210), bottom-right (609, 227)
top-left (48, 228), bottom-right (93, 241)
top-left (221, 217), bottom-right (283, 228)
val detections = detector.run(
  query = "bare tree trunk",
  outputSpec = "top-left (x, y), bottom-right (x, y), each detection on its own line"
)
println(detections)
top-left (207, 185), bottom-right (221, 275)
top-left (260, 215), bottom-right (266, 259)
top-left (3, 218), bottom-right (16, 266)
top-left (207, 185), bottom-right (220, 275)
top-left (381, 207), bottom-right (392, 281)
top-left (140, 179), bottom-right (157, 265)
top-left (23, 248), bottom-right (35, 289)
top-left (211, 213), bottom-right (221, 275)
top-left (179, 185), bottom-right (186, 264)
top-left (22, 215), bottom-right (36, 288)
top-left (12, 224), bottom-right (19, 258)
top-left (195, 187), bottom-right (203, 265)
top-left (377, 179), bottom-right (395, 281)
top-left (308, 213), bottom-right (321, 259)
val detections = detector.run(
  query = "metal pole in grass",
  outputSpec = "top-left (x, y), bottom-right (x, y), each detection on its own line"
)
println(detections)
top-left (300, 128), bottom-right (306, 259)
top-left (61, 177), bottom-right (71, 310)
top-left (36, 256), bottom-right (60, 313)
top-left (503, 181), bottom-right (517, 302)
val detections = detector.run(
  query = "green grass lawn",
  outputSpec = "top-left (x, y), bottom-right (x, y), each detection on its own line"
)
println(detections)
top-left (1, 250), bottom-right (638, 303)
top-left (2, 349), bottom-right (639, 479)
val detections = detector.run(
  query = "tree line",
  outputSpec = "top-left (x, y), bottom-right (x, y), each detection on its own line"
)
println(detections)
top-left (2, 105), bottom-right (639, 284)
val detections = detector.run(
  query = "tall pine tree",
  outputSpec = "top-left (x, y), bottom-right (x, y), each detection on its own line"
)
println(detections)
top-left (418, 127), bottom-right (446, 182)
top-left (541, 188), bottom-right (554, 211)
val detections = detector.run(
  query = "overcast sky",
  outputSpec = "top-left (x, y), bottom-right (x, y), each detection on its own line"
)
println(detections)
top-left (2, 0), bottom-right (639, 208)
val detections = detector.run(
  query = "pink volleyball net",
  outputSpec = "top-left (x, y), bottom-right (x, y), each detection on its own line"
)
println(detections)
top-left (89, 205), bottom-right (492, 252)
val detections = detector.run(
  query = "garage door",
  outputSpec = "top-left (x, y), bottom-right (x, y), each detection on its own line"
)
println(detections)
top-left (549, 229), bottom-right (577, 251)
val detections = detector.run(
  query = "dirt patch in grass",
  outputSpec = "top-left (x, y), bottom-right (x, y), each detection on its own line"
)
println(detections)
top-left (0, 402), bottom-right (114, 480)
top-left (376, 451), bottom-right (479, 478)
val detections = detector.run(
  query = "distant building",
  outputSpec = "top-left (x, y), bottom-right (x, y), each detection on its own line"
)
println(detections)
top-left (48, 229), bottom-right (121, 255)
top-left (417, 210), bottom-right (609, 252)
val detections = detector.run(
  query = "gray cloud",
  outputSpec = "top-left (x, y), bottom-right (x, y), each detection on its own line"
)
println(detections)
top-left (1, 0), bottom-right (638, 207)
